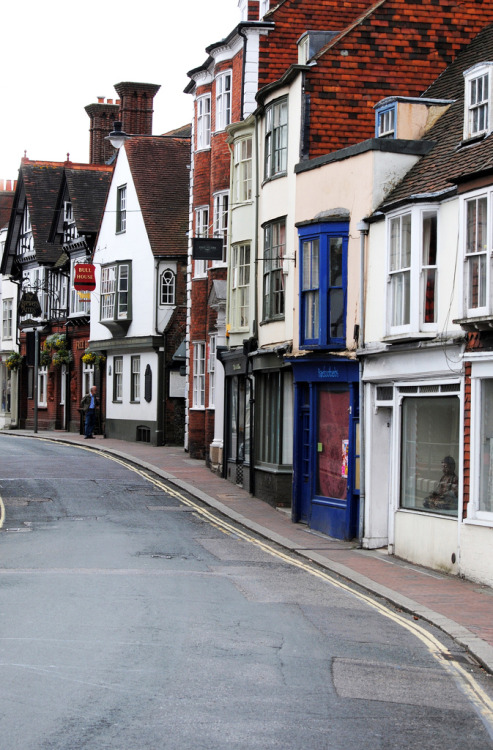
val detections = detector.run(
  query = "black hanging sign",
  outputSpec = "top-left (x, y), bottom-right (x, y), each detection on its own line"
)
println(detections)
top-left (19, 292), bottom-right (42, 317)
top-left (192, 237), bottom-right (223, 261)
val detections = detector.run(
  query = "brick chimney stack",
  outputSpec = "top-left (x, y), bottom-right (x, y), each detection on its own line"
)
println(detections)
top-left (113, 82), bottom-right (161, 137)
top-left (84, 98), bottom-right (120, 165)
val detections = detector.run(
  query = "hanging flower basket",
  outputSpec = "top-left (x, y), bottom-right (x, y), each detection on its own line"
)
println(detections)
top-left (82, 349), bottom-right (106, 367)
top-left (5, 351), bottom-right (23, 371)
top-left (52, 349), bottom-right (73, 367)
top-left (40, 350), bottom-right (52, 367)
top-left (44, 333), bottom-right (67, 351)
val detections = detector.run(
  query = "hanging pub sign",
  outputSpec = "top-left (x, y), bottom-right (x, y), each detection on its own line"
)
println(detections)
top-left (192, 237), bottom-right (223, 261)
top-left (18, 291), bottom-right (42, 317)
top-left (73, 263), bottom-right (96, 291)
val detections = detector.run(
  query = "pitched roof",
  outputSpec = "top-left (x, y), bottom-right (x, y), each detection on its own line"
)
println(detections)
top-left (123, 135), bottom-right (191, 257)
top-left (0, 189), bottom-right (14, 231)
top-left (379, 23), bottom-right (493, 210)
top-left (63, 164), bottom-right (112, 236)
top-left (259, 0), bottom-right (493, 159)
top-left (22, 161), bottom-right (65, 264)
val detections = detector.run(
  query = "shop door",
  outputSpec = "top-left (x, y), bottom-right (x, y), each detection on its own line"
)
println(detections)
top-left (310, 385), bottom-right (354, 539)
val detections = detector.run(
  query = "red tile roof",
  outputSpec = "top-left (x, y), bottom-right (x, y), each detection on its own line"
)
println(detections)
top-left (124, 135), bottom-right (191, 257)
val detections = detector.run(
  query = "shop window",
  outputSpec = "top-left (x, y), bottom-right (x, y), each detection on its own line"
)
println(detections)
top-left (255, 369), bottom-right (293, 467)
top-left (400, 395), bottom-right (459, 516)
top-left (477, 378), bottom-right (493, 515)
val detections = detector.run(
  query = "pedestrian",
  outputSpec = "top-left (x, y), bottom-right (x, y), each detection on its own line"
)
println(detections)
top-left (80, 385), bottom-right (99, 439)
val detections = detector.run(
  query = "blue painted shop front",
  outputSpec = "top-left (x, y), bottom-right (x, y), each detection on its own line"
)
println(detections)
top-left (289, 356), bottom-right (360, 540)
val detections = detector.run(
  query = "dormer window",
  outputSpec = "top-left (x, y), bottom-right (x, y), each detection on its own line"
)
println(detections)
top-left (464, 63), bottom-right (493, 139)
top-left (259, 0), bottom-right (269, 18)
top-left (298, 36), bottom-right (310, 64)
top-left (375, 103), bottom-right (396, 138)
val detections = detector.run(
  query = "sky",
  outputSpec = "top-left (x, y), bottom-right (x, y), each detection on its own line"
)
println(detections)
top-left (1, 0), bottom-right (241, 182)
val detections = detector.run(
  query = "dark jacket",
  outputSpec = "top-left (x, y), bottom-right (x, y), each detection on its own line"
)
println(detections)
top-left (80, 393), bottom-right (99, 414)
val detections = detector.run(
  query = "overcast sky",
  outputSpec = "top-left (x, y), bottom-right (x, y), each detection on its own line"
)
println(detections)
top-left (1, 0), bottom-right (241, 182)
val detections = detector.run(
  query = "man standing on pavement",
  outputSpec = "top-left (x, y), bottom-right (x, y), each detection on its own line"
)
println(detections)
top-left (81, 385), bottom-right (99, 439)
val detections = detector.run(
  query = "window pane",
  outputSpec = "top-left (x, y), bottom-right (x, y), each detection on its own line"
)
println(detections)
top-left (400, 396), bottom-right (459, 516)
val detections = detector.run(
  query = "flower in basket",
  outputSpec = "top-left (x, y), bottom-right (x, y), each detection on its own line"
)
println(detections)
top-left (82, 350), bottom-right (96, 365)
top-left (44, 333), bottom-right (67, 351)
top-left (5, 351), bottom-right (23, 371)
top-left (40, 350), bottom-right (52, 367)
top-left (52, 349), bottom-right (73, 367)
top-left (82, 350), bottom-right (106, 367)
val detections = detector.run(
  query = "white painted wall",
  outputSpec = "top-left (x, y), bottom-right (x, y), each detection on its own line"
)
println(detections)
top-left (90, 147), bottom-right (156, 343)
top-left (105, 349), bottom-right (159, 423)
top-left (394, 511), bottom-right (459, 574)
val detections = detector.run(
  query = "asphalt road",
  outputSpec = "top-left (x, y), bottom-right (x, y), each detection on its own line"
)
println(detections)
top-left (1, 435), bottom-right (493, 750)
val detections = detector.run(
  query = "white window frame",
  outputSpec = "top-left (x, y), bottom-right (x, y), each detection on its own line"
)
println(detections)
top-left (60, 364), bottom-right (66, 406)
top-left (213, 191), bottom-right (229, 264)
top-left (194, 206), bottom-right (209, 278)
top-left (18, 205), bottom-right (33, 256)
top-left (469, 363), bottom-right (493, 523)
top-left (462, 190), bottom-right (490, 317)
top-left (82, 361), bottom-right (94, 397)
top-left (386, 205), bottom-right (439, 336)
top-left (208, 334), bottom-right (216, 407)
top-left (192, 342), bottom-right (206, 408)
top-left (464, 63), bottom-right (493, 140)
top-left (101, 263), bottom-right (130, 321)
top-left (113, 356), bottom-right (123, 403)
top-left (259, 0), bottom-right (269, 17)
top-left (215, 71), bottom-right (232, 132)
top-left (38, 366), bottom-right (48, 408)
top-left (131, 356), bottom-right (141, 403)
top-left (230, 243), bottom-right (250, 330)
top-left (233, 137), bottom-right (252, 204)
top-left (2, 299), bottom-right (13, 339)
top-left (160, 269), bottom-right (176, 305)
top-left (196, 95), bottom-right (211, 150)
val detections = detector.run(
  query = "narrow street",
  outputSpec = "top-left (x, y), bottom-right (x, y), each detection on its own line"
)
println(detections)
top-left (1, 435), bottom-right (493, 750)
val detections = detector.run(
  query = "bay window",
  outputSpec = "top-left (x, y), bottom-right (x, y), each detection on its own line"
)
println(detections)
top-left (100, 262), bottom-right (131, 328)
top-left (299, 221), bottom-right (348, 348)
top-left (264, 98), bottom-right (288, 179)
top-left (263, 218), bottom-right (286, 321)
top-left (230, 243), bottom-right (250, 330)
top-left (465, 194), bottom-right (488, 312)
top-left (197, 95), bottom-right (211, 150)
top-left (233, 137), bottom-right (252, 203)
top-left (387, 206), bottom-right (438, 335)
top-left (215, 72), bottom-right (232, 131)
top-left (213, 191), bottom-right (229, 263)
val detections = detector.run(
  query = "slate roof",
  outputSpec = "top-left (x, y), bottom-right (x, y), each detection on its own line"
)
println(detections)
top-left (124, 135), bottom-right (191, 257)
top-left (379, 23), bottom-right (493, 211)
top-left (64, 165), bottom-right (112, 236)
top-left (21, 161), bottom-right (65, 264)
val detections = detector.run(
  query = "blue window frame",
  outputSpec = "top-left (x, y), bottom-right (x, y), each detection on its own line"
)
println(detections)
top-left (375, 103), bottom-right (396, 138)
top-left (299, 221), bottom-right (348, 348)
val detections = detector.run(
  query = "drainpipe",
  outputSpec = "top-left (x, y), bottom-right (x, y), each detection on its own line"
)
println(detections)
top-left (357, 219), bottom-right (369, 543)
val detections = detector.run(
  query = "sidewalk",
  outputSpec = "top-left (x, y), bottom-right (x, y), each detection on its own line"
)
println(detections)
top-left (3, 429), bottom-right (493, 673)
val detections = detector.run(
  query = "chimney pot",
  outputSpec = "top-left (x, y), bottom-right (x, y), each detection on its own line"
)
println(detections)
top-left (98, 97), bottom-right (105, 103)
top-left (107, 99), bottom-right (113, 105)
top-left (6, 180), bottom-right (11, 191)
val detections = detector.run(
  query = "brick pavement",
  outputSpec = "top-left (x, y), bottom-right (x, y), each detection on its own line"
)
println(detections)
top-left (3, 429), bottom-right (493, 673)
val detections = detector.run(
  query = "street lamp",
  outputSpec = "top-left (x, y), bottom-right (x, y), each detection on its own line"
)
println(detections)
top-left (105, 121), bottom-right (130, 150)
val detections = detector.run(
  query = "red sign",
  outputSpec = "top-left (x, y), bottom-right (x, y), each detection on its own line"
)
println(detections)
top-left (74, 263), bottom-right (96, 291)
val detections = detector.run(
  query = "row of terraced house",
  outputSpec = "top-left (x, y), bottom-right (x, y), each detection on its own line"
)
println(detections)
top-left (3, 0), bottom-right (493, 587)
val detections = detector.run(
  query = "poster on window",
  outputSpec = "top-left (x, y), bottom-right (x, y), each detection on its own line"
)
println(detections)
top-left (341, 439), bottom-right (348, 478)
top-left (317, 387), bottom-right (350, 500)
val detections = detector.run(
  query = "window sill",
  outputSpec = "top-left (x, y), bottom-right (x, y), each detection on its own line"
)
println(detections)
top-left (464, 517), bottom-right (493, 527)
top-left (382, 332), bottom-right (437, 344)
top-left (396, 507), bottom-right (457, 520)
top-left (262, 171), bottom-right (287, 186)
top-left (260, 316), bottom-right (285, 325)
top-left (453, 315), bottom-right (493, 332)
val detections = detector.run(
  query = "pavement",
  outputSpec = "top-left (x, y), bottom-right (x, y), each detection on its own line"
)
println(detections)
top-left (3, 429), bottom-right (493, 675)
